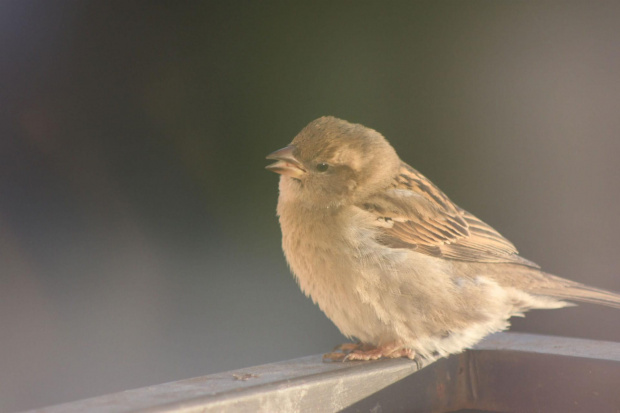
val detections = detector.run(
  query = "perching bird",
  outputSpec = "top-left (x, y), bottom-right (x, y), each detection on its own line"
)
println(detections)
top-left (266, 116), bottom-right (620, 362)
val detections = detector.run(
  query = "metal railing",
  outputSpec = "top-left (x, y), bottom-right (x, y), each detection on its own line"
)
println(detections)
top-left (24, 333), bottom-right (620, 413)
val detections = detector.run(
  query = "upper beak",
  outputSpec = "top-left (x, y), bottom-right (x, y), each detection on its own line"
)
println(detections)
top-left (265, 145), bottom-right (306, 178)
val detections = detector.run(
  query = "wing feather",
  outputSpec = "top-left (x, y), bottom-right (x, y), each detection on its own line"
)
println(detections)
top-left (359, 162), bottom-right (539, 268)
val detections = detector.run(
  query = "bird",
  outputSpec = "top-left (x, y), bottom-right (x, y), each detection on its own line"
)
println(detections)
top-left (265, 116), bottom-right (620, 362)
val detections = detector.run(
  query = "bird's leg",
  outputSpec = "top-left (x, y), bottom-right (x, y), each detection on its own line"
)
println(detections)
top-left (344, 343), bottom-right (416, 361)
top-left (322, 342), bottom-right (373, 361)
top-left (323, 342), bottom-right (416, 362)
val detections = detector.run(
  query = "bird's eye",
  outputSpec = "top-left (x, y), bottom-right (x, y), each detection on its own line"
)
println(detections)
top-left (316, 163), bottom-right (329, 172)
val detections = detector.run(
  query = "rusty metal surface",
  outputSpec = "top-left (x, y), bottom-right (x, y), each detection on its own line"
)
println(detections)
top-left (22, 333), bottom-right (620, 413)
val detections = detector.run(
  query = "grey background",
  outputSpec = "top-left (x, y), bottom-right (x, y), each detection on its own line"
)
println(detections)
top-left (2, 1), bottom-right (620, 411)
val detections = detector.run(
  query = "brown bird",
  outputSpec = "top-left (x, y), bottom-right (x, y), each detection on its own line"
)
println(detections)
top-left (266, 116), bottom-right (620, 362)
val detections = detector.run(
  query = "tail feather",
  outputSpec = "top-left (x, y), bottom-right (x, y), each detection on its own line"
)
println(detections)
top-left (534, 273), bottom-right (620, 310)
top-left (455, 262), bottom-right (620, 310)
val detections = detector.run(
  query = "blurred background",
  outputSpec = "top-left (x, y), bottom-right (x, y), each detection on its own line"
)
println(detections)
top-left (2, 1), bottom-right (620, 411)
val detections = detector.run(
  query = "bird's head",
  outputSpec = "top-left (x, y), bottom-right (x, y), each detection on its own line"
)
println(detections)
top-left (266, 116), bottom-right (400, 208)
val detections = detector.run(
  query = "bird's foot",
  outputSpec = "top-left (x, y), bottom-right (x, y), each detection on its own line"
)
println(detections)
top-left (323, 342), bottom-right (415, 362)
top-left (345, 344), bottom-right (415, 361)
top-left (322, 342), bottom-right (371, 361)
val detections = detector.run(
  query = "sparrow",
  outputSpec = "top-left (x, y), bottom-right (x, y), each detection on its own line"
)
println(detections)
top-left (266, 116), bottom-right (620, 362)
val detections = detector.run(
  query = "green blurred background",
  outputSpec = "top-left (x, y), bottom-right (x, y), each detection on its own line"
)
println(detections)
top-left (2, 1), bottom-right (620, 411)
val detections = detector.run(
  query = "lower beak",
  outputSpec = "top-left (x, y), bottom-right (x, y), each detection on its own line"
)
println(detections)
top-left (265, 145), bottom-right (306, 178)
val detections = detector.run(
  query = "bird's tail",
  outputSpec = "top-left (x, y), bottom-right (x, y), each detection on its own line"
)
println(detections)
top-left (533, 272), bottom-right (620, 310)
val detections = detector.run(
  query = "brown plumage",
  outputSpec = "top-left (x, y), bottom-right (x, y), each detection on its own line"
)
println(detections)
top-left (266, 116), bottom-right (620, 361)
top-left (365, 163), bottom-right (539, 267)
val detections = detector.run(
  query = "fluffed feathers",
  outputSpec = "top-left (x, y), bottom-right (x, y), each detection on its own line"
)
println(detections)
top-left (267, 116), bottom-right (620, 360)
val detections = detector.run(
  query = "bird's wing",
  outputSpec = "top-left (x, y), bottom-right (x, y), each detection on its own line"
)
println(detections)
top-left (359, 162), bottom-right (539, 268)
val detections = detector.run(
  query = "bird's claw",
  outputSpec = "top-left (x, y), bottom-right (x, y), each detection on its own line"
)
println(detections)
top-left (323, 342), bottom-right (418, 363)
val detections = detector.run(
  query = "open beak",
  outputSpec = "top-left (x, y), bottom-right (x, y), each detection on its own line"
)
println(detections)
top-left (265, 145), bottom-right (306, 178)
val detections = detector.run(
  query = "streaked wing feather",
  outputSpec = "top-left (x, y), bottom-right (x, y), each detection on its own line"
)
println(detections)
top-left (360, 162), bottom-right (539, 268)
